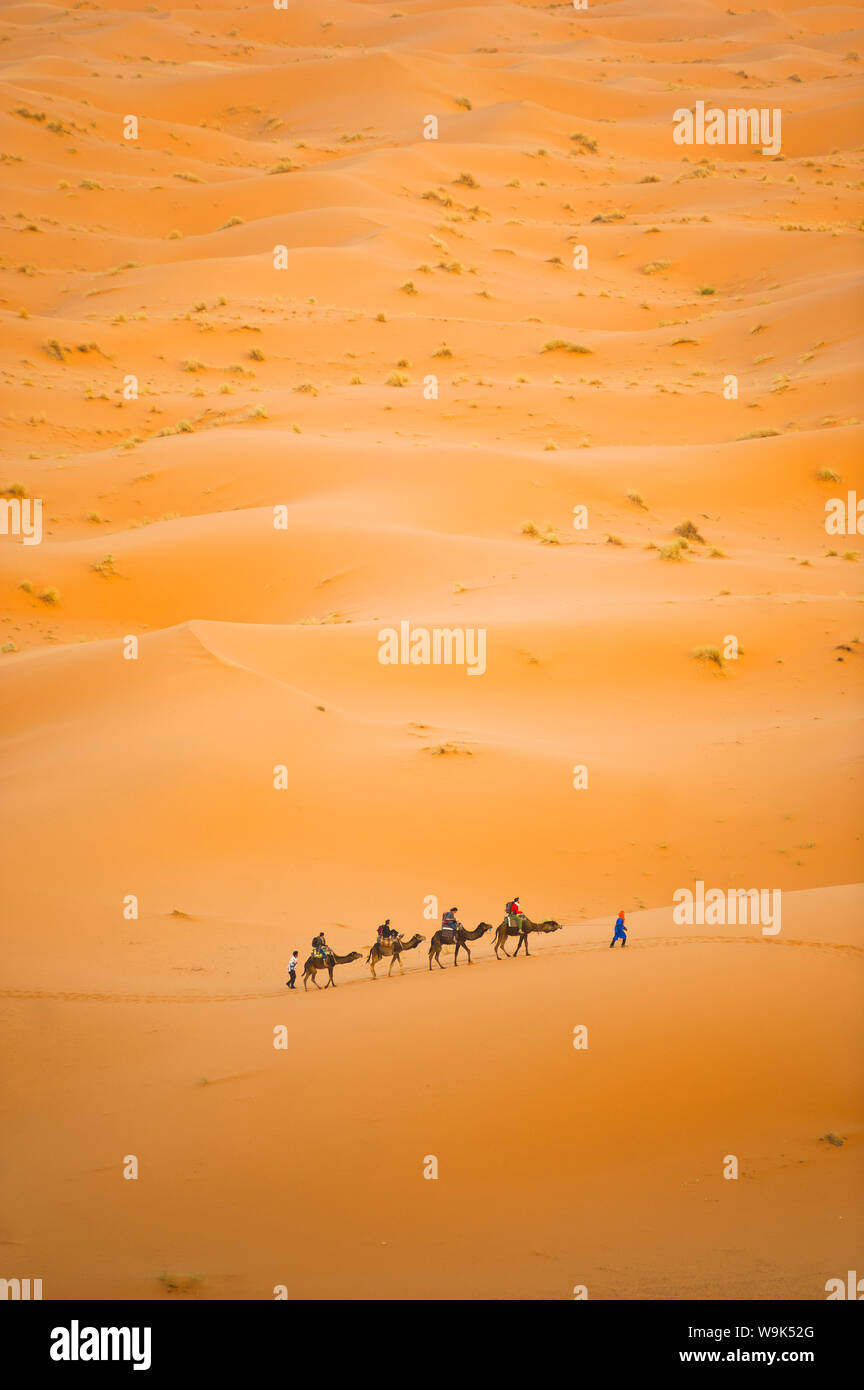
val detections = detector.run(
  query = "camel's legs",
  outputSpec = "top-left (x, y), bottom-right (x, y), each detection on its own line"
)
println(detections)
top-left (388, 954), bottom-right (395, 977)
top-left (453, 942), bottom-right (460, 967)
top-left (397, 955), bottom-right (404, 973)
top-left (464, 945), bottom-right (472, 964)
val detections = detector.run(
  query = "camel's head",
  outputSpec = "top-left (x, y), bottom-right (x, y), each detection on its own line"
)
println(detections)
top-left (477, 922), bottom-right (494, 935)
top-left (347, 951), bottom-right (363, 963)
top-left (541, 920), bottom-right (563, 933)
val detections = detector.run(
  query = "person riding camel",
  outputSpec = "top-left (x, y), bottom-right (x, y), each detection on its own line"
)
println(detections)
top-left (312, 932), bottom-right (330, 961)
top-left (377, 919), bottom-right (392, 940)
top-left (441, 907), bottom-right (461, 940)
top-left (506, 897), bottom-right (526, 931)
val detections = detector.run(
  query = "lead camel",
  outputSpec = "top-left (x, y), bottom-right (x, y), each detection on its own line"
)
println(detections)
top-left (492, 916), bottom-right (562, 959)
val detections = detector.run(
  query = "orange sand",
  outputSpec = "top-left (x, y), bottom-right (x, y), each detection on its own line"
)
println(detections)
top-left (0, 0), bottom-right (862, 1300)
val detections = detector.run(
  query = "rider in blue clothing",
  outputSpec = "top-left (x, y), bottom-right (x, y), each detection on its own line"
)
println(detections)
top-left (442, 907), bottom-right (460, 937)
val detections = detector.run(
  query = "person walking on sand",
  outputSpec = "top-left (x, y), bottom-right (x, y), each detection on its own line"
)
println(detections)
top-left (286, 949), bottom-right (298, 988)
top-left (610, 911), bottom-right (627, 949)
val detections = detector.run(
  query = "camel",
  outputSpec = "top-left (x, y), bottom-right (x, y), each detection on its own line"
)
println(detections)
top-left (492, 916), bottom-right (562, 959)
top-left (428, 922), bottom-right (491, 971)
top-left (302, 949), bottom-right (363, 990)
top-left (366, 933), bottom-right (426, 978)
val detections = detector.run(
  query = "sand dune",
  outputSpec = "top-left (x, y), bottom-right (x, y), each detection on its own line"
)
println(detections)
top-left (2, 889), bottom-right (861, 1300)
top-left (0, 0), bottom-right (861, 1300)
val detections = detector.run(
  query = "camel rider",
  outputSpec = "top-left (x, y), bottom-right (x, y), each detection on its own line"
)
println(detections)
top-left (377, 919), bottom-right (391, 940)
top-left (506, 897), bottom-right (526, 931)
top-left (442, 907), bottom-right (460, 939)
top-left (312, 932), bottom-right (330, 961)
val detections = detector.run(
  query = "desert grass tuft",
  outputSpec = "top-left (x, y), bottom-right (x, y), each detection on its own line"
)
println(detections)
top-left (541, 339), bottom-right (592, 354)
top-left (692, 645), bottom-right (724, 668)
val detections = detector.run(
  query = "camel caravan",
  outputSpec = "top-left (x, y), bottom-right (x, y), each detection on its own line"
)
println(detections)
top-left (300, 900), bottom-right (564, 990)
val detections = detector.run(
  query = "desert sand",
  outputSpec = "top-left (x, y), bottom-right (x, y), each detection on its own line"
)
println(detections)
top-left (0, 0), bottom-right (862, 1300)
